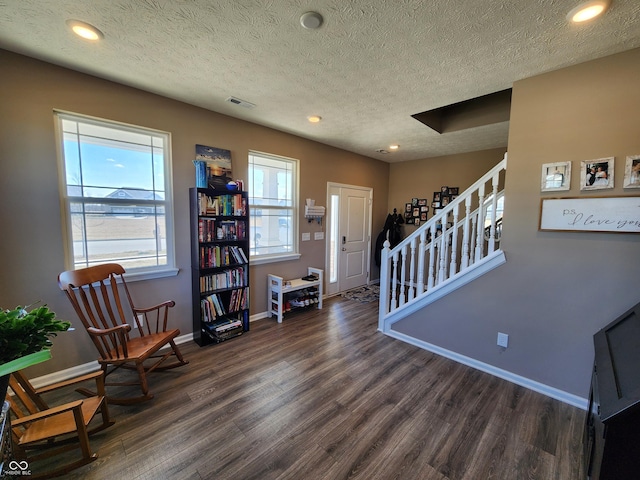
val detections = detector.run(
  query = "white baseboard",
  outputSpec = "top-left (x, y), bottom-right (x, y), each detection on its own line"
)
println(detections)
top-left (382, 328), bottom-right (588, 410)
top-left (250, 311), bottom-right (269, 322)
top-left (30, 332), bottom-right (195, 390)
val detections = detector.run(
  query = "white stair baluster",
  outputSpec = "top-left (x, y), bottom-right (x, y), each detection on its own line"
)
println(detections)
top-left (399, 244), bottom-right (407, 306)
top-left (390, 250), bottom-right (399, 311)
top-left (408, 237), bottom-right (417, 301)
top-left (475, 184), bottom-right (486, 262)
top-left (461, 197), bottom-right (472, 269)
top-left (449, 203), bottom-right (460, 276)
top-left (416, 230), bottom-right (426, 295)
top-left (427, 223), bottom-right (436, 289)
top-left (438, 230), bottom-right (447, 284)
top-left (488, 173), bottom-right (499, 254)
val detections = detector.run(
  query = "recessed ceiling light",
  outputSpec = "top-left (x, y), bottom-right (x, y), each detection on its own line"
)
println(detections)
top-left (300, 12), bottom-right (323, 29)
top-left (567, 1), bottom-right (610, 23)
top-left (389, 144), bottom-right (399, 150)
top-left (307, 115), bottom-right (322, 123)
top-left (66, 19), bottom-right (104, 40)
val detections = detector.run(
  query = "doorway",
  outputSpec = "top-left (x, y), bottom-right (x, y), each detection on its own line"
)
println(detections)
top-left (326, 183), bottom-right (373, 296)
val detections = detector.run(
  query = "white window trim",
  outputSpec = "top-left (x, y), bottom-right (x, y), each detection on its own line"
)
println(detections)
top-left (54, 110), bottom-right (177, 281)
top-left (248, 151), bottom-right (299, 263)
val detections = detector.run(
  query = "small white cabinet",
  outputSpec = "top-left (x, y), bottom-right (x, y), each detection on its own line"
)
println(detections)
top-left (268, 267), bottom-right (323, 323)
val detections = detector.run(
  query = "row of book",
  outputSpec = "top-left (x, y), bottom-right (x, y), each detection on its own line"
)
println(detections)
top-left (202, 317), bottom-right (244, 343)
top-left (198, 218), bottom-right (248, 243)
top-left (199, 245), bottom-right (248, 268)
top-left (201, 288), bottom-right (249, 321)
top-left (200, 267), bottom-right (246, 292)
top-left (198, 192), bottom-right (247, 217)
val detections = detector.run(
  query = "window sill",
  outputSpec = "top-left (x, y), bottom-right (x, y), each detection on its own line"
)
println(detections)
top-left (122, 267), bottom-right (180, 283)
top-left (249, 253), bottom-right (301, 266)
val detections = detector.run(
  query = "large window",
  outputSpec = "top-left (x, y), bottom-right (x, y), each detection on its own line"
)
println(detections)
top-left (248, 152), bottom-right (299, 263)
top-left (55, 112), bottom-right (175, 277)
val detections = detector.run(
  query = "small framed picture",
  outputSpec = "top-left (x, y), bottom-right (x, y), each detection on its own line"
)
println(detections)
top-left (420, 205), bottom-right (429, 213)
top-left (412, 198), bottom-right (419, 206)
top-left (418, 198), bottom-right (427, 206)
top-left (623, 155), bottom-right (640, 189)
top-left (432, 201), bottom-right (440, 208)
top-left (406, 217), bottom-right (415, 224)
top-left (441, 186), bottom-right (449, 193)
top-left (441, 196), bottom-right (450, 206)
top-left (541, 161), bottom-right (571, 192)
top-left (449, 187), bottom-right (459, 195)
top-left (433, 192), bottom-right (441, 202)
top-left (420, 212), bottom-right (427, 221)
top-left (405, 203), bottom-right (412, 213)
top-left (413, 208), bottom-right (420, 216)
top-left (581, 157), bottom-right (614, 191)
top-left (414, 218), bottom-right (421, 226)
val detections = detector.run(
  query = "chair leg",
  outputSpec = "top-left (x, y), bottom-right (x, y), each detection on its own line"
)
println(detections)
top-left (171, 340), bottom-right (189, 365)
top-left (137, 361), bottom-right (150, 398)
top-left (72, 405), bottom-right (92, 460)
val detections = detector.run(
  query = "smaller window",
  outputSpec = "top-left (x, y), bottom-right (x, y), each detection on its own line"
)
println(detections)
top-left (248, 152), bottom-right (299, 263)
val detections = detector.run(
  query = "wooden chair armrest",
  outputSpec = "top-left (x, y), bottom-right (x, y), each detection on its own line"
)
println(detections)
top-left (132, 300), bottom-right (175, 334)
top-left (11, 400), bottom-right (84, 426)
top-left (35, 370), bottom-right (104, 395)
top-left (133, 300), bottom-right (175, 313)
top-left (87, 324), bottom-right (131, 336)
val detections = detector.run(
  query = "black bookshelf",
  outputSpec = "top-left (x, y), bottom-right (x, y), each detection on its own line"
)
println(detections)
top-left (189, 188), bottom-right (249, 346)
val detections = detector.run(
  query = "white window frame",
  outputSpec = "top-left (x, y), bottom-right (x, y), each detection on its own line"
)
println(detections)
top-left (248, 151), bottom-right (300, 265)
top-left (54, 111), bottom-right (177, 280)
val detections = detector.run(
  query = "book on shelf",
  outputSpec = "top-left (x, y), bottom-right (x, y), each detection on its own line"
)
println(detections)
top-left (199, 267), bottom-right (246, 291)
top-left (199, 245), bottom-right (247, 268)
top-left (203, 317), bottom-right (242, 332)
top-left (200, 288), bottom-right (248, 323)
top-left (198, 192), bottom-right (247, 217)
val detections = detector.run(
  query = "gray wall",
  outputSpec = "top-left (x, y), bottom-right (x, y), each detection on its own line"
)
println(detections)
top-left (392, 47), bottom-right (640, 398)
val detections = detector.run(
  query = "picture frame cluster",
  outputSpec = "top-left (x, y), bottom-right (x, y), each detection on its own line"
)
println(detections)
top-left (432, 186), bottom-right (459, 213)
top-left (541, 155), bottom-right (640, 192)
top-left (404, 186), bottom-right (460, 227)
top-left (405, 198), bottom-right (428, 225)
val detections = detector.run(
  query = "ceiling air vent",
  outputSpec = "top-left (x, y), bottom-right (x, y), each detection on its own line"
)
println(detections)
top-left (225, 96), bottom-right (256, 109)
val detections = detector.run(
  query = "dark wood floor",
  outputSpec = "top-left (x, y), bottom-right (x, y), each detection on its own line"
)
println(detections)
top-left (32, 295), bottom-right (585, 479)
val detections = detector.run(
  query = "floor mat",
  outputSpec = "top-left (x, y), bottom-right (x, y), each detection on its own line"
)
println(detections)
top-left (340, 285), bottom-right (380, 303)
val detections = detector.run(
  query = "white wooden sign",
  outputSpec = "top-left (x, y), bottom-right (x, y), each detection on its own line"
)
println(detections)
top-left (539, 197), bottom-right (640, 233)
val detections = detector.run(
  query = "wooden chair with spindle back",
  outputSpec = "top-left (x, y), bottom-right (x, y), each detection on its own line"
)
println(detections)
top-left (6, 369), bottom-right (114, 478)
top-left (58, 263), bottom-right (188, 405)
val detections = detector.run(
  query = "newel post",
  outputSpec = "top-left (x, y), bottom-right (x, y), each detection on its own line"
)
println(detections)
top-left (378, 239), bottom-right (391, 331)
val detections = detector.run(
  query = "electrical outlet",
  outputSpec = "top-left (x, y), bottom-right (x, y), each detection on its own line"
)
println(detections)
top-left (497, 332), bottom-right (509, 348)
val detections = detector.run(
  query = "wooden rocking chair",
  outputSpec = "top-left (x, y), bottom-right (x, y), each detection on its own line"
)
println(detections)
top-left (58, 263), bottom-right (189, 405)
top-left (7, 370), bottom-right (114, 479)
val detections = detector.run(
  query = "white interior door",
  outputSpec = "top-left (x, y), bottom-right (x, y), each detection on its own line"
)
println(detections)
top-left (326, 183), bottom-right (372, 295)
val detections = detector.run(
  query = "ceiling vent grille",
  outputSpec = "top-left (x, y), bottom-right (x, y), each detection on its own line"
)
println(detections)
top-left (226, 96), bottom-right (256, 109)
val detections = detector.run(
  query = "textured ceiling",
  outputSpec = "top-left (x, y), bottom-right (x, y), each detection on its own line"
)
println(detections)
top-left (1, 0), bottom-right (639, 163)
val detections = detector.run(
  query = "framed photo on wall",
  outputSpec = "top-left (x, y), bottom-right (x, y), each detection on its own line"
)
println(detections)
top-left (541, 161), bottom-right (571, 192)
top-left (581, 157), bottom-right (614, 191)
top-left (623, 155), bottom-right (640, 188)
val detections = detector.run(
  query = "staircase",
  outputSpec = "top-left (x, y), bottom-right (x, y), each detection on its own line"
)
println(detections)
top-left (378, 154), bottom-right (507, 332)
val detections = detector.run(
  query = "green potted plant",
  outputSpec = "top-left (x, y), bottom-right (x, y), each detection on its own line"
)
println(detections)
top-left (0, 303), bottom-right (71, 399)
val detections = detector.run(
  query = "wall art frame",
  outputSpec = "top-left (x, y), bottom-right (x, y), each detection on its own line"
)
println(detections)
top-left (581, 157), bottom-right (614, 191)
top-left (539, 196), bottom-right (640, 233)
top-left (541, 161), bottom-right (571, 192)
top-left (623, 155), bottom-right (640, 189)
